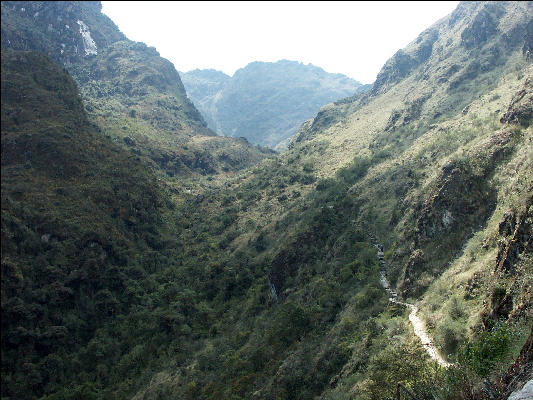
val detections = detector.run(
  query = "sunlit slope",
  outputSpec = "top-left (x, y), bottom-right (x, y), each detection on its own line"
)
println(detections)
top-left (144, 2), bottom-right (532, 398)
top-left (291, 1), bottom-right (532, 177)
top-left (322, 68), bottom-right (532, 399)
top-left (1, 1), bottom-right (531, 399)
top-left (193, 1), bottom-right (532, 260)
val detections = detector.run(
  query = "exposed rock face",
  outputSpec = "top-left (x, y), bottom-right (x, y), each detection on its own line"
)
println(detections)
top-left (414, 161), bottom-right (492, 244)
top-left (402, 249), bottom-right (426, 291)
top-left (494, 201), bottom-right (533, 275)
top-left (460, 3), bottom-right (501, 49)
top-left (507, 378), bottom-right (533, 400)
top-left (76, 19), bottom-right (97, 55)
top-left (1, 1), bottom-right (124, 65)
top-left (400, 126), bottom-right (524, 295)
top-left (372, 28), bottom-right (438, 95)
top-left (372, 50), bottom-right (419, 94)
top-left (500, 79), bottom-right (533, 127)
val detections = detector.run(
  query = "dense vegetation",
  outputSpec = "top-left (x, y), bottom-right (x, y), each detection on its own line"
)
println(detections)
top-left (181, 61), bottom-right (368, 149)
top-left (1, 49), bottom-right (170, 398)
top-left (1, 1), bottom-right (274, 180)
top-left (1, 1), bottom-right (532, 400)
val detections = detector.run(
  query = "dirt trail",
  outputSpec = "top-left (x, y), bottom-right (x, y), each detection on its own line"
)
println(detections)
top-left (373, 242), bottom-right (453, 368)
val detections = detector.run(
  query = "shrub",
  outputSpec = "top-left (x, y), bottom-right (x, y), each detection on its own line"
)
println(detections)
top-left (458, 323), bottom-right (511, 377)
top-left (446, 295), bottom-right (467, 320)
top-left (437, 317), bottom-right (466, 358)
top-left (267, 302), bottom-right (310, 346)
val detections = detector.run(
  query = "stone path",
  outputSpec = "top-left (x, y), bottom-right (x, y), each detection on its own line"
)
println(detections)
top-left (373, 240), bottom-right (453, 368)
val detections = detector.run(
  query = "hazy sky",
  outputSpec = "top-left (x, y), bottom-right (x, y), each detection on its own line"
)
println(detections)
top-left (101, 1), bottom-right (459, 84)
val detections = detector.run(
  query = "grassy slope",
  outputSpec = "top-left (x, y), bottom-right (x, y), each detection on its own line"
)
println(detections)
top-left (1, 1), bottom-right (531, 399)
top-left (134, 2), bottom-right (532, 399)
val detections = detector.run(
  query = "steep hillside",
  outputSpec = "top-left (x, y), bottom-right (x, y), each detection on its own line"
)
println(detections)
top-left (180, 68), bottom-right (230, 106)
top-left (1, 1), bottom-right (273, 178)
top-left (181, 60), bottom-right (367, 149)
top-left (1, 2), bottom-right (532, 400)
top-left (291, 1), bottom-right (532, 175)
top-left (1, 1), bottom-right (124, 63)
top-left (1, 49), bottom-right (172, 399)
top-left (143, 2), bottom-right (531, 399)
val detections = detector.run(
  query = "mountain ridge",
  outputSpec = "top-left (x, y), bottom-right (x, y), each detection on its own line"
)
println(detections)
top-left (181, 60), bottom-right (368, 149)
top-left (1, 1), bottom-right (532, 399)
top-left (2, 0), bottom-right (274, 180)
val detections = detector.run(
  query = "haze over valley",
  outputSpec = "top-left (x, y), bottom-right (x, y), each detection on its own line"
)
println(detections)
top-left (180, 61), bottom-right (369, 149)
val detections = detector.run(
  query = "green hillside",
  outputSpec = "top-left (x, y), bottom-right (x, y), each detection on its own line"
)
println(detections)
top-left (1, 49), bottom-right (172, 398)
top-left (1, 1), bottom-right (532, 400)
top-left (1, 1), bottom-right (274, 179)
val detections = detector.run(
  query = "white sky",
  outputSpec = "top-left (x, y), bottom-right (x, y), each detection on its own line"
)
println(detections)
top-left (101, 1), bottom-right (459, 84)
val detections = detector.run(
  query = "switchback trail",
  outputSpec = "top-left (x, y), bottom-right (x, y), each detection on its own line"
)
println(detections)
top-left (372, 239), bottom-right (453, 368)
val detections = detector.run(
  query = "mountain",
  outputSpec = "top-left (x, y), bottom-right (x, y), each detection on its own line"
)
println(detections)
top-left (1, 1), bottom-right (532, 400)
top-left (1, 1), bottom-right (274, 179)
top-left (157, 2), bottom-right (532, 398)
top-left (1, 48), bottom-right (174, 399)
top-left (181, 60), bottom-right (368, 149)
top-left (180, 68), bottom-right (231, 101)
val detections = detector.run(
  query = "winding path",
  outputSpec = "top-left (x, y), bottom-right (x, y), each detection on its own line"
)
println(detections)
top-left (373, 240), bottom-right (453, 368)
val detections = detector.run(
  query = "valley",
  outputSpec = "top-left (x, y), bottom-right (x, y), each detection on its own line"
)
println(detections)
top-left (180, 61), bottom-right (367, 150)
top-left (1, 1), bottom-right (532, 400)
